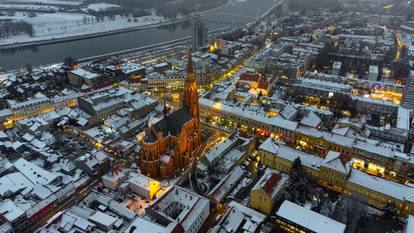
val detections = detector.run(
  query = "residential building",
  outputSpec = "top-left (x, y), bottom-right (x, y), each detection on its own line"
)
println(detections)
top-left (210, 201), bottom-right (266, 233)
top-left (250, 168), bottom-right (288, 215)
top-left (402, 71), bottom-right (414, 109)
top-left (259, 138), bottom-right (414, 215)
top-left (146, 185), bottom-right (210, 233)
top-left (276, 200), bottom-right (346, 233)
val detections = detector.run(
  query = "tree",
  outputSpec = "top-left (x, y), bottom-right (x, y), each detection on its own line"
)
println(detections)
top-left (393, 61), bottom-right (410, 81)
top-left (329, 93), bottom-right (354, 117)
top-left (257, 90), bottom-right (263, 100)
top-left (25, 64), bottom-right (33, 74)
top-left (383, 202), bottom-right (397, 219)
top-left (64, 56), bottom-right (75, 68)
top-left (331, 195), bottom-right (368, 233)
top-left (286, 157), bottom-right (316, 204)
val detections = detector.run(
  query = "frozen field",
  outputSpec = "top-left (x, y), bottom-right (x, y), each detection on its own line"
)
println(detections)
top-left (0, 10), bottom-right (165, 46)
top-left (0, 0), bottom-right (84, 6)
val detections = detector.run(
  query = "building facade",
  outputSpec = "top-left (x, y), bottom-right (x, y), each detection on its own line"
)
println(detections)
top-left (259, 138), bottom-right (414, 216)
top-left (192, 18), bottom-right (208, 52)
top-left (250, 168), bottom-right (288, 215)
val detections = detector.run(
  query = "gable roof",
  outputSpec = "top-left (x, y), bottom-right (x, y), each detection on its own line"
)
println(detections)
top-left (145, 106), bottom-right (193, 143)
top-left (321, 151), bottom-right (351, 174)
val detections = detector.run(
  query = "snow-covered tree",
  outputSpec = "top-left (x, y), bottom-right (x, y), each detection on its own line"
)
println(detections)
top-left (286, 157), bottom-right (316, 205)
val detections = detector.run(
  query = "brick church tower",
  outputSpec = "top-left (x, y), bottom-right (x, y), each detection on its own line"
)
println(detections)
top-left (140, 53), bottom-right (201, 178)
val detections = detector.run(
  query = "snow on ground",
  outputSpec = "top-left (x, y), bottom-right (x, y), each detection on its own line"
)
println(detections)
top-left (0, 12), bottom-right (28, 20)
top-left (0, 0), bottom-right (83, 6)
top-left (0, 3), bottom-right (59, 11)
top-left (86, 3), bottom-right (120, 12)
top-left (0, 12), bottom-right (165, 45)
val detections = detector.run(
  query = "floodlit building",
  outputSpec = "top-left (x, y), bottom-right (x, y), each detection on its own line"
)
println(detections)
top-left (127, 173), bottom-right (160, 200)
top-left (259, 138), bottom-right (414, 215)
top-left (141, 55), bottom-right (201, 178)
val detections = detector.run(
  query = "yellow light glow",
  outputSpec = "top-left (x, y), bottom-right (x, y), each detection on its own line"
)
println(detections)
top-left (213, 102), bottom-right (222, 110)
top-left (148, 179), bottom-right (161, 200)
top-left (95, 141), bottom-right (103, 149)
top-left (3, 119), bottom-right (14, 129)
top-left (299, 140), bottom-right (307, 147)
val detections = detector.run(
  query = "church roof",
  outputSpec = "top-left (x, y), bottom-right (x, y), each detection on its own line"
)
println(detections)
top-left (145, 106), bottom-right (193, 143)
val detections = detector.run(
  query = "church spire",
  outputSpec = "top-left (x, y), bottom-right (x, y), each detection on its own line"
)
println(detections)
top-left (187, 52), bottom-right (193, 74)
top-left (186, 52), bottom-right (196, 83)
top-left (183, 52), bottom-right (199, 122)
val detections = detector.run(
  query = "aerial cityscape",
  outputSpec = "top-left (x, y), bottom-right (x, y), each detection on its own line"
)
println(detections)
top-left (0, 0), bottom-right (414, 232)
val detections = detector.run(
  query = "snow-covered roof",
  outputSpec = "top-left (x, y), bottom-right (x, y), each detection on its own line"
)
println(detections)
top-left (276, 200), bottom-right (346, 233)
top-left (321, 151), bottom-right (351, 174)
top-left (280, 105), bottom-right (297, 120)
top-left (208, 166), bottom-right (244, 202)
top-left (204, 136), bottom-right (238, 164)
top-left (14, 158), bottom-right (59, 185)
top-left (300, 111), bottom-right (321, 128)
top-left (70, 68), bottom-right (99, 80)
top-left (252, 168), bottom-right (288, 200)
top-left (259, 138), bottom-right (322, 169)
top-left (348, 169), bottom-right (414, 202)
top-left (150, 186), bottom-right (209, 232)
top-left (127, 174), bottom-right (159, 192)
top-left (0, 172), bottom-right (33, 196)
top-left (123, 216), bottom-right (172, 233)
top-left (369, 65), bottom-right (379, 74)
top-left (211, 201), bottom-right (265, 233)
top-left (406, 215), bottom-right (414, 233)
top-left (397, 107), bottom-right (410, 131)
top-left (0, 200), bottom-right (25, 222)
top-left (200, 98), bottom-right (298, 131)
top-left (88, 211), bottom-right (117, 228)
top-left (332, 61), bottom-right (342, 70)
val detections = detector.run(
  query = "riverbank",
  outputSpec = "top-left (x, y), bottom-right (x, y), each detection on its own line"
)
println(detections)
top-left (77, 27), bottom-right (231, 63)
top-left (0, 0), bottom-right (233, 50)
top-left (0, 15), bottom-right (195, 50)
top-left (0, 0), bottom-right (276, 70)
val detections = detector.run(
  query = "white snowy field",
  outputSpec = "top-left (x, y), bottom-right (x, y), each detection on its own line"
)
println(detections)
top-left (0, 11), bottom-right (166, 46)
top-left (0, 0), bottom-right (84, 6)
top-left (0, 3), bottom-right (59, 11)
top-left (86, 3), bottom-right (120, 11)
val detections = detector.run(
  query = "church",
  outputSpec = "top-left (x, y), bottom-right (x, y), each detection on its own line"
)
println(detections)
top-left (140, 54), bottom-right (201, 178)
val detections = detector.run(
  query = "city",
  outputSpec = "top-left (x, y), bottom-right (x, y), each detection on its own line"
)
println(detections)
top-left (0, 0), bottom-right (414, 232)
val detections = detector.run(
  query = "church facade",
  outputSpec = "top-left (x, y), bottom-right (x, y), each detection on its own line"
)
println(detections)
top-left (140, 54), bottom-right (201, 178)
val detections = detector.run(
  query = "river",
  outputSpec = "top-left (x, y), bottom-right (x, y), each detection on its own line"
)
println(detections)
top-left (0, 0), bottom-right (276, 70)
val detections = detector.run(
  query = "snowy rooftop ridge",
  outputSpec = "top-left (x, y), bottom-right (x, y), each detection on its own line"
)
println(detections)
top-left (277, 200), bottom-right (346, 233)
top-left (252, 168), bottom-right (288, 200)
top-left (348, 169), bottom-right (414, 203)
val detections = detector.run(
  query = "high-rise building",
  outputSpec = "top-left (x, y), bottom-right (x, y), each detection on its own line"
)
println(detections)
top-left (192, 18), bottom-right (208, 52)
top-left (402, 71), bottom-right (414, 109)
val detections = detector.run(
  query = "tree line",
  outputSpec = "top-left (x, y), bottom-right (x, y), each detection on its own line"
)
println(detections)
top-left (88, 0), bottom-right (227, 19)
top-left (0, 21), bottom-right (34, 38)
